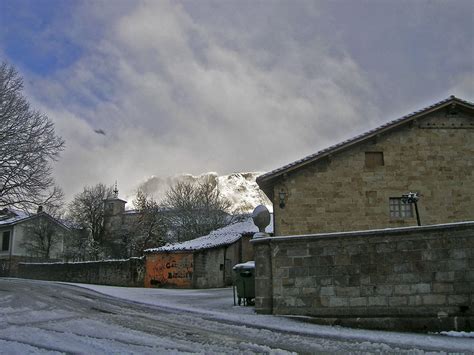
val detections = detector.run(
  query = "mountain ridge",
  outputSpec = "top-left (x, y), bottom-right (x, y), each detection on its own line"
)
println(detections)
top-left (126, 172), bottom-right (272, 213)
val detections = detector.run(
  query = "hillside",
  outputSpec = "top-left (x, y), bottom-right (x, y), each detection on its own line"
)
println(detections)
top-left (128, 172), bottom-right (272, 213)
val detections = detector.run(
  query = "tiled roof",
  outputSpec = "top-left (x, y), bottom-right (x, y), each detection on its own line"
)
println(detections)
top-left (145, 214), bottom-right (273, 253)
top-left (257, 96), bottom-right (474, 187)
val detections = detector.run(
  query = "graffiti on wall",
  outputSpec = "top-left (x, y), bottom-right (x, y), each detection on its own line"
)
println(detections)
top-left (145, 252), bottom-right (194, 288)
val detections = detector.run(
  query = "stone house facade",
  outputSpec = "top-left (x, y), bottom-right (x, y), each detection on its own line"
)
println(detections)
top-left (257, 96), bottom-right (474, 236)
top-left (102, 195), bottom-right (143, 257)
top-left (103, 195), bottom-right (139, 241)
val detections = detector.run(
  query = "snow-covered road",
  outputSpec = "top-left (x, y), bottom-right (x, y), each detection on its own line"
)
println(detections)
top-left (0, 279), bottom-right (472, 354)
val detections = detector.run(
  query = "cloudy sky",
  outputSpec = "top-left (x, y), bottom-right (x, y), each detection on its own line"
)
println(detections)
top-left (1, 0), bottom-right (473, 201)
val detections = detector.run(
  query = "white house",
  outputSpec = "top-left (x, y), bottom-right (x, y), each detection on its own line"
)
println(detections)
top-left (0, 208), bottom-right (69, 276)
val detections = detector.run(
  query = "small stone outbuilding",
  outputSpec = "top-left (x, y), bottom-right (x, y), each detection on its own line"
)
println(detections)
top-left (144, 215), bottom-right (272, 288)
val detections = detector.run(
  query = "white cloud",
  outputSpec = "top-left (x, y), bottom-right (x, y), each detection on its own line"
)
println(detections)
top-left (18, 0), bottom-right (471, 202)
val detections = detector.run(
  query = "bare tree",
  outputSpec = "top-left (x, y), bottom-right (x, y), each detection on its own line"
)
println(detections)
top-left (130, 190), bottom-right (167, 255)
top-left (162, 176), bottom-right (233, 242)
top-left (21, 193), bottom-right (67, 260)
top-left (21, 215), bottom-right (66, 259)
top-left (63, 227), bottom-right (90, 262)
top-left (67, 183), bottom-right (113, 260)
top-left (0, 62), bottom-right (64, 211)
top-left (41, 185), bottom-right (66, 216)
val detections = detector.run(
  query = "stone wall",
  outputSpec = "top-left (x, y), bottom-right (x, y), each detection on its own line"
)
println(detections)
top-left (193, 237), bottom-right (255, 288)
top-left (194, 248), bottom-right (225, 288)
top-left (252, 222), bottom-right (474, 331)
top-left (17, 258), bottom-right (145, 287)
top-left (0, 256), bottom-right (61, 277)
top-left (271, 109), bottom-right (474, 236)
top-left (223, 234), bottom-right (255, 285)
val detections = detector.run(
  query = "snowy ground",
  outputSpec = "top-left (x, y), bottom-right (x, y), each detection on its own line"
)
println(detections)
top-left (0, 278), bottom-right (472, 354)
top-left (63, 283), bottom-right (474, 352)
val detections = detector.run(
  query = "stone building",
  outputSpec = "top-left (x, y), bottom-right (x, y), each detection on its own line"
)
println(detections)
top-left (251, 96), bottom-right (474, 331)
top-left (257, 96), bottom-right (474, 236)
top-left (0, 208), bottom-right (69, 276)
top-left (103, 195), bottom-right (139, 240)
top-left (102, 189), bottom-right (145, 257)
top-left (144, 215), bottom-right (272, 288)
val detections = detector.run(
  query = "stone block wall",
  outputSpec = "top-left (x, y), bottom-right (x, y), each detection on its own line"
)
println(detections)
top-left (17, 258), bottom-right (145, 287)
top-left (194, 248), bottom-right (225, 288)
top-left (1, 256), bottom-right (61, 277)
top-left (252, 221), bottom-right (474, 331)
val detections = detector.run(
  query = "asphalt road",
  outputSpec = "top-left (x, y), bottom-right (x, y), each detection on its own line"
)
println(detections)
top-left (0, 279), bottom-right (465, 354)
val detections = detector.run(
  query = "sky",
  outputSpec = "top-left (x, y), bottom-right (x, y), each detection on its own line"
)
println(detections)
top-left (0, 0), bottom-right (473, 202)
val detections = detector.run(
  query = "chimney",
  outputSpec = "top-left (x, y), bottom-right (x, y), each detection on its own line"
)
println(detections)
top-left (37, 205), bottom-right (43, 213)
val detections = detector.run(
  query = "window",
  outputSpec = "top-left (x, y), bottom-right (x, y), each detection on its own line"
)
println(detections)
top-left (365, 152), bottom-right (384, 168)
top-left (389, 198), bottom-right (413, 218)
top-left (1, 231), bottom-right (10, 251)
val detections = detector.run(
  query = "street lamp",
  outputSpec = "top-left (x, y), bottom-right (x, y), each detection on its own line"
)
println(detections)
top-left (401, 192), bottom-right (421, 226)
top-left (279, 190), bottom-right (287, 209)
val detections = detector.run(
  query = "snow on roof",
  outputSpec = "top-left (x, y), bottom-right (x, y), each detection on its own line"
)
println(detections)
top-left (0, 209), bottom-right (31, 226)
top-left (146, 214), bottom-right (273, 253)
top-left (0, 208), bottom-right (70, 229)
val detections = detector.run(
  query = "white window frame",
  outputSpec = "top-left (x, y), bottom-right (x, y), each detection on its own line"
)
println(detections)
top-left (389, 197), bottom-right (413, 218)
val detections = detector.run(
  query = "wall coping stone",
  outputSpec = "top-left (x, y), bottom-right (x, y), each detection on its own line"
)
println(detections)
top-left (251, 220), bottom-right (474, 245)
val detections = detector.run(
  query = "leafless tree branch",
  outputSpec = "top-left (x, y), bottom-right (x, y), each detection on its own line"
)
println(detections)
top-left (66, 183), bottom-right (113, 260)
top-left (162, 176), bottom-right (233, 242)
top-left (0, 62), bottom-right (65, 211)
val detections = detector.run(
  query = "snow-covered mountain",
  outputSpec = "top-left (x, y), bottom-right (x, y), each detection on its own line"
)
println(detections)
top-left (127, 172), bottom-right (272, 213)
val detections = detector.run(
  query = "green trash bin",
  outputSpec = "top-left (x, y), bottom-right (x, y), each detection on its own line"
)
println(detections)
top-left (232, 261), bottom-right (255, 306)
